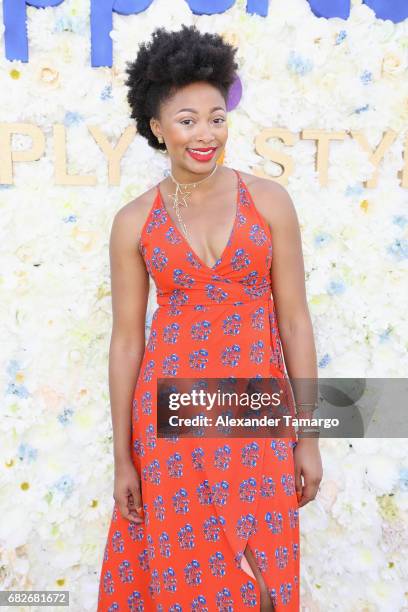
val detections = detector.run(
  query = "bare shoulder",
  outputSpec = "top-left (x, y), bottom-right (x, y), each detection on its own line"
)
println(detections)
top-left (110, 185), bottom-right (158, 248)
top-left (238, 170), bottom-right (298, 228)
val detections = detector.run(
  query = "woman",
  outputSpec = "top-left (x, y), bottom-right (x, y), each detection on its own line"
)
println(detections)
top-left (98, 25), bottom-right (322, 612)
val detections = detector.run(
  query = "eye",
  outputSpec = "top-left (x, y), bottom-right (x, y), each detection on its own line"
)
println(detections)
top-left (180, 117), bottom-right (226, 126)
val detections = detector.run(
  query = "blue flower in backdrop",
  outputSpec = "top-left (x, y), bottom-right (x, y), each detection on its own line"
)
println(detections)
top-left (6, 382), bottom-right (29, 398)
top-left (54, 16), bottom-right (86, 35)
top-left (319, 353), bottom-right (331, 368)
top-left (345, 184), bottom-right (364, 197)
top-left (378, 327), bottom-right (392, 343)
top-left (327, 279), bottom-right (346, 295)
top-left (392, 215), bottom-right (407, 229)
top-left (18, 443), bottom-right (38, 463)
top-left (387, 238), bottom-right (408, 261)
top-left (64, 111), bottom-right (83, 126)
top-left (54, 475), bottom-right (74, 498)
top-left (101, 85), bottom-right (112, 101)
top-left (398, 467), bottom-right (408, 491)
top-left (354, 104), bottom-right (370, 115)
top-left (58, 406), bottom-right (74, 426)
top-left (314, 232), bottom-right (332, 247)
top-left (287, 51), bottom-right (313, 76)
top-left (7, 359), bottom-right (22, 377)
top-left (63, 215), bottom-right (77, 224)
top-left (335, 30), bottom-right (347, 45)
top-left (360, 70), bottom-right (372, 85)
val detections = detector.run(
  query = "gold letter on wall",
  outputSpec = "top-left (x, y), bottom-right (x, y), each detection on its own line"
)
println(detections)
top-left (54, 124), bottom-right (96, 186)
top-left (302, 129), bottom-right (347, 186)
top-left (352, 129), bottom-right (398, 188)
top-left (0, 123), bottom-right (45, 184)
top-left (88, 124), bottom-right (136, 186)
top-left (254, 128), bottom-right (296, 185)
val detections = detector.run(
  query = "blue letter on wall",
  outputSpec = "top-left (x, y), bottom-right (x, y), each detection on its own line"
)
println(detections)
top-left (3, 0), bottom-right (407, 68)
top-left (91, 0), bottom-right (154, 67)
top-left (185, 0), bottom-right (235, 14)
top-left (92, 0), bottom-right (269, 66)
top-left (185, 0), bottom-right (268, 16)
top-left (363, 0), bottom-right (407, 23)
top-left (307, 0), bottom-right (350, 19)
top-left (307, 0), bottom-right (407, 22)
top-left (3, 0), bottom-right (64, 62)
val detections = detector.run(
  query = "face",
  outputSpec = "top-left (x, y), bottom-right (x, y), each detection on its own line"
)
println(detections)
top-left (150, 81), bottom-right (228, 179)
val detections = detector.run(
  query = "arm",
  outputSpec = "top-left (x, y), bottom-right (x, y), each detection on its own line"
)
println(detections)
top-left (109, 202), bottom-right (149, 467)
top-left (256, 180), bottom-right (317, 386)
top-left (266, 183), bottom-right (318, 411)
top-left (257, 179), bottom-right (323, 506)
top-left (108, 193), bottom-right (152, 521)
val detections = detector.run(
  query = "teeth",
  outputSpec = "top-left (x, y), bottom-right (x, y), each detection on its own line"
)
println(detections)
top-left (189, 149), bottom-right (214, 155)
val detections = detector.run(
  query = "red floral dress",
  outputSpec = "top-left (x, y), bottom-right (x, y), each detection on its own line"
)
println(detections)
top-left (97, 169), bottom-right (300, 611)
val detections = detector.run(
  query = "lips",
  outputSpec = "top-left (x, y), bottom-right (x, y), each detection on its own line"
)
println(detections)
top-left (188, 147), bottom-right (216, 152)
top-left (186, 147), bottom-right (217, 162)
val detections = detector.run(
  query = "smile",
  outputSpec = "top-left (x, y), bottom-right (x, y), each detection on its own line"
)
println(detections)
top-left (186, 148), bottom-right (217, 161)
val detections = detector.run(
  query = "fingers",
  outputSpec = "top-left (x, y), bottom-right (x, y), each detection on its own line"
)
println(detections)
top-left (116, 485), bottom-right (144, 523)
top-left (295, 468), bottom-right (303, 505)
top-left (119, 495), bottom-right (144, 523)
top-left (117, 494), bottom-right (141, 523)
top-left (128, 482), bottom-right (144, 522)
top-left (113, 462), bottom-right (145, 523)
top-left (297, 481), bottom-right (320, 508)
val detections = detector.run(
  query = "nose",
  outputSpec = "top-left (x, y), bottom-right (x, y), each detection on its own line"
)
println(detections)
top-left (195, 122), bottom-right (216, 143)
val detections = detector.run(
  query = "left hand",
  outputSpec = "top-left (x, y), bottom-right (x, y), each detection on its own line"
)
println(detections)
top-left (293, 439), bottom-right (323, 508)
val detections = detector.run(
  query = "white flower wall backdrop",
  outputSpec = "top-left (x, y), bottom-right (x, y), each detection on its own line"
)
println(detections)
top-left (0, 0), bottom-right (407, 610)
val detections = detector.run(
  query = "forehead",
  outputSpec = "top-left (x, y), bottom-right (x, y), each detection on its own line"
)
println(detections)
top-left (163, 81), bottom-right (226, 113)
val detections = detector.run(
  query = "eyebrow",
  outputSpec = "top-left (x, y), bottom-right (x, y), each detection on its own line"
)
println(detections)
top-left (175, 106), bottom-right (226, 114)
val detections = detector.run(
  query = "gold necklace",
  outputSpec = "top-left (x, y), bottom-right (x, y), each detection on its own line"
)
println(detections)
top-left (168, 164), bottom-right (218, 239)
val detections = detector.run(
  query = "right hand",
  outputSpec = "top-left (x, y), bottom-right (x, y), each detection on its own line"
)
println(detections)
top-left (113, 459), bottom-right (144, 523)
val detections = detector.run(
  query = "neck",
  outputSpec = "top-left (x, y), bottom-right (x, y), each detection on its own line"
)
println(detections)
top-left (168, 162), bottom-right (220, 195)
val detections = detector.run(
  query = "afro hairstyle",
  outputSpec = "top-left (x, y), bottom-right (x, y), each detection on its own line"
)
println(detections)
top-left (124, 24), bottom-right (239, 151)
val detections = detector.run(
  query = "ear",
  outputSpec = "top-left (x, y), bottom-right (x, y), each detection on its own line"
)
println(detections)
top-left (150, 118), bottom-right (158, 138)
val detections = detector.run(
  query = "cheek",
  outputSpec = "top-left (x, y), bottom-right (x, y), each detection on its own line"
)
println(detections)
top-left (167, 126), bottom-right (190, 145)
top-left (219, 126), bottom-right (228, 140)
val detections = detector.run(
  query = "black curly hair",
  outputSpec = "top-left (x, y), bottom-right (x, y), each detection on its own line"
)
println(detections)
top-left (124, 24), bottom-right (239, 151)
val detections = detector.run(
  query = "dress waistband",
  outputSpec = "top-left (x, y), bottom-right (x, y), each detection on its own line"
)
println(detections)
top-left (156, 292), bottom-right (272, 308)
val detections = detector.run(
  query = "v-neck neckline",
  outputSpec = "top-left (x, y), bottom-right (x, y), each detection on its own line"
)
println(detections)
top-left (156, 168), bottom-right (241, 274)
